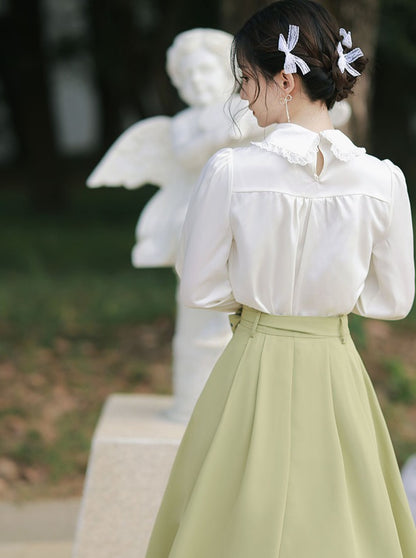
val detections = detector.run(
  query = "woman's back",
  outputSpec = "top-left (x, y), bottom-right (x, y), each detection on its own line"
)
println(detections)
top-left (148, 3), bottom-right (416, 558)
top-left (178, 123), bottom-right (414, 319)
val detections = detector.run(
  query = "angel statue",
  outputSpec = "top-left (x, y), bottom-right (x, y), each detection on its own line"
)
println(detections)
top-left (86, 28), bottom-right (264, 422)
top-left (87, 28), bottom-right (351, 422)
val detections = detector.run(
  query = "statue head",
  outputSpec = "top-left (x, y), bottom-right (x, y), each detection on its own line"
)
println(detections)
top-left (166, 28), bottom-right (234, 107)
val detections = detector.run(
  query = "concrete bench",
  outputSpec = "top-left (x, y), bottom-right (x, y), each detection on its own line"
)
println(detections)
top-left (73, 394), bottom-right (185, 558)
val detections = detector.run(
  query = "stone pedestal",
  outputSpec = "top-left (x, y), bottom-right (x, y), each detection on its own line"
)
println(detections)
top-left (167, 300), bottom-right (231, 423)
top-left (402, 453), bottom-right (416, 524)
top-left (72, 394), bottom-right (185, 558)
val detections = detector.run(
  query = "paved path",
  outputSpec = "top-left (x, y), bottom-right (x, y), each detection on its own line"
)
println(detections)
top-left (0, 498), bottom-right (80, 558)
top-left (0, 541), bottom-right (73, 558)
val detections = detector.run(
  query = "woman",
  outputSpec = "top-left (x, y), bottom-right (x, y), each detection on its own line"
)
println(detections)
top-left (145, 1), bottom-right (416, 556)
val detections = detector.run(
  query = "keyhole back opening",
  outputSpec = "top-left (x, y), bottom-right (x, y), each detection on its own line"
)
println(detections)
top-left (315, 148), bottom-right (324, 177)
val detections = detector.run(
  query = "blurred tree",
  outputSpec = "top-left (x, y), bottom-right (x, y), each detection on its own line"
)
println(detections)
top-left (87, 0), bottom-right (222, 150)
top-left (372, 0), bottom-right (416, 188)
top-left (0, 0), bottom-right (63, 211)
top-left (220, 0), bottom-right (270, 33)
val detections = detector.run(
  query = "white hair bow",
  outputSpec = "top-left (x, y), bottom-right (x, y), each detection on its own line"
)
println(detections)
top-left (339, 28), bottom-right (352, 48)
top-left (278, 24), bottom-right (310, 75)
top-left (337, 29), bottom-right (363, 77)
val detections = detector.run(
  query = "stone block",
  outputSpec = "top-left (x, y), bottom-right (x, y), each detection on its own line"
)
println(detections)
top-left (73, 394), bottom-right (185, 558)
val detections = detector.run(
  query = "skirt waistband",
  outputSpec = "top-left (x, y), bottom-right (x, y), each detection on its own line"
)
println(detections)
top-left (232, 306), bottom-right (349, 343)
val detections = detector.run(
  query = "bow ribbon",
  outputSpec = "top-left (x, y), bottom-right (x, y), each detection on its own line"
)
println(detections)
top-left (339, 28), bottom-right (352, 48)
top-left (278, 24), bottom-right (310, 75)
top-left (337, 42), bottom-right (363, 77)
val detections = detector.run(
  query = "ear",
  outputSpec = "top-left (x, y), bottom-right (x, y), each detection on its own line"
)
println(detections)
top-left (274, 70), bottom-right (296, 95)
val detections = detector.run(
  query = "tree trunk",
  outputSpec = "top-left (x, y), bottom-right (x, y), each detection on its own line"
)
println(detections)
top-left (1, 0), bottom-right (64, 211)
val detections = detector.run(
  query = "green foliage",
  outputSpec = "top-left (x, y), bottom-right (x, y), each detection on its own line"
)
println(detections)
top-left (5, 411), bottom-right (97, 481)
top-left (45, 411), bottom-right (99, 482)
top-left (0, 270), bottom-right (176, 347)
top-left (348, 314), bottom-right (366, 349)
top-left (383, 358), bottom-right (416, 404)
top-left (392, 440), bottom-right (416, 470)
top-left (10, 430), bottom-right (45, 467)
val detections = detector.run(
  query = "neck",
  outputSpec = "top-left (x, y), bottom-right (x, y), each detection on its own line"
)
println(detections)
top-left (289, 99), bottom-right (334, 133)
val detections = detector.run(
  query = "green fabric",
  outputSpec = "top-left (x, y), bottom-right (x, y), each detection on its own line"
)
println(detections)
top-left (145, 308), bottom-right (416, 558)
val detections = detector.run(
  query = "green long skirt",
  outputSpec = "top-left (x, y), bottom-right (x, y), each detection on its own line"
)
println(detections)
top-left (145, 307), bottom-right (416, 558)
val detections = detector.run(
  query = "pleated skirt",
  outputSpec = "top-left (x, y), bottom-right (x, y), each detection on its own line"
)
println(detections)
top-left (145, 307), bottom-right (416, 558)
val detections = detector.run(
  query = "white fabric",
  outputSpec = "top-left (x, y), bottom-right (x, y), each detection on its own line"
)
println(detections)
top-left (337, 42), bottom-right (363, 77)
top-left (278, 25), bottom-right (311, 75)
top-left (176, 122), bottom-right (415, 319)
top-left (339, 28), bottom-right (352, 48)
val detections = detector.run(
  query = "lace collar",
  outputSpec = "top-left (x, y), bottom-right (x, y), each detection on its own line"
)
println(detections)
top-left (252, 123), bottom-right (366, 166)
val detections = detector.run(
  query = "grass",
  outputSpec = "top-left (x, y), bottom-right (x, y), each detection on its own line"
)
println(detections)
top-left (0, 186), bottom-right (177, 329)
top-left (0, 270), bottom-right (176, 344)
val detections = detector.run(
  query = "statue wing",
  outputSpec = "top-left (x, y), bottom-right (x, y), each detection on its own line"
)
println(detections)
top-left (86, 116), bottom-right (184, 189)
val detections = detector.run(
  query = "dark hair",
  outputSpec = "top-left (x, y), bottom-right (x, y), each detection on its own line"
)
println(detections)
top-left (231, 0), bottom-right (367, 109)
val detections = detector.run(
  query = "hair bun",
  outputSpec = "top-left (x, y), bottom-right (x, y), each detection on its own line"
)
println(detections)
top-left (232, 0), bottom-right (368, 110)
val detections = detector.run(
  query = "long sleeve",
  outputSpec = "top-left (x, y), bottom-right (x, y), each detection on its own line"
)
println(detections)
top-left (176, 148), bottom-right (239, 312)
top-left (354, 161), bottom-right (415, 319)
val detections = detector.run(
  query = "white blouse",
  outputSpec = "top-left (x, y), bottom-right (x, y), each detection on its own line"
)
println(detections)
top-left (176, 123), bottom-right (415, 319)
